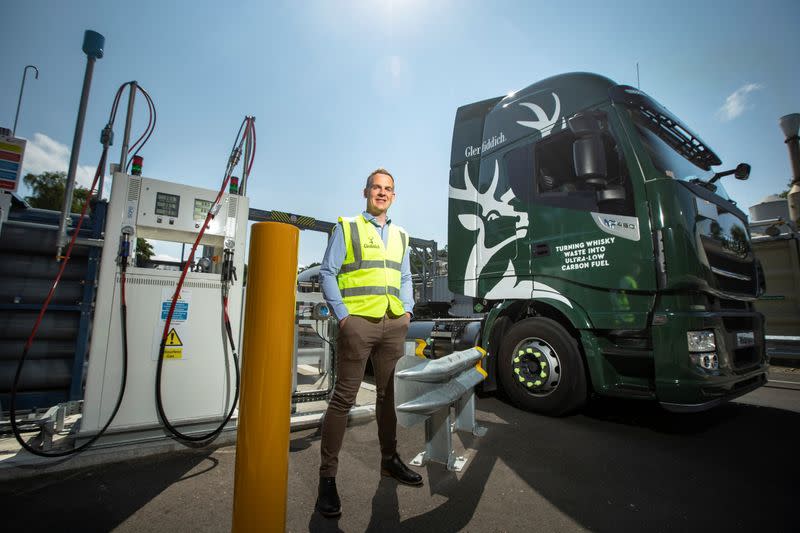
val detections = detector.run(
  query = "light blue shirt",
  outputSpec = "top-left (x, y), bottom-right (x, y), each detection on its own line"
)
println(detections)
top-left (320, 211), bottom-right (414, 321)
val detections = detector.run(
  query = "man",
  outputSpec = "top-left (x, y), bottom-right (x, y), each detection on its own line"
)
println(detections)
top-left (315, 168), bottom-right (422, 518)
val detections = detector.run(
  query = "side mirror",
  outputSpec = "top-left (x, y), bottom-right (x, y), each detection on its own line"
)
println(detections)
top-left (598, 186), bottom-right (626, 203)
top-left (567, 113), bottom-right (602, 136)
top-left (573, 135), bottom-right (608, 184)
top-left (735, 163), bottom-right (751, 180)
top-left (569, 113), bottom-right (608, 185)
top-left (709, 162), bottom-right (751, 185)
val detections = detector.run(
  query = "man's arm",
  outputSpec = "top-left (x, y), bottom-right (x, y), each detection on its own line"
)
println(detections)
top-left (400, 239), bottom-right (414, 318)
top-left (319, 223), bottom-right (349, 322)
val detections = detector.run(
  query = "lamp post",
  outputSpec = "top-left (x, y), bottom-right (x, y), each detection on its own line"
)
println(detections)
top-left (13, 65), bottom-right (38, 137)
top-left (779, 113), bottom-right (800, 226)
top-left (56, 30), bottom-right (104, 260)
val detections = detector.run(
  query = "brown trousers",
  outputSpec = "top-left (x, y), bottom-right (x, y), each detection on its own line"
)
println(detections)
top-left (319, 313), bottom-right (410, 478)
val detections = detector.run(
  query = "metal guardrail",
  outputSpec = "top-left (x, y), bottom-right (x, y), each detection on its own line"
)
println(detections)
top-left (767, 335), bottom-right (800, 362)
top-left (394, 342), bottom-right (487, 471)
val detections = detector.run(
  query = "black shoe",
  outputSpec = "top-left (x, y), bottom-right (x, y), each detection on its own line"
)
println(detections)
top-left (380, 454), bottom-right (423, 486)
top-left (315, 477), bottom-right (341, 518)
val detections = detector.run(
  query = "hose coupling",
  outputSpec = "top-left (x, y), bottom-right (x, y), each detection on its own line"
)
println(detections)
top-left (101, 124), bottom-right (114, 147)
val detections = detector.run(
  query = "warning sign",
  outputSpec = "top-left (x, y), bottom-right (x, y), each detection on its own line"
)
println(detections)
top-left (163, 327), bottom-right (183, 359)
top-left (153, 289), bottom-right (191, 360)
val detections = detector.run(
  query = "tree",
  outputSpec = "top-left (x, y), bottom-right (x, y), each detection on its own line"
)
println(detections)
top-left (23, 171), bottom-right (89, 212)
top-left (23, 170), bottom-right (154, 263)
top-left (136, 238), bottom-right (155, 264)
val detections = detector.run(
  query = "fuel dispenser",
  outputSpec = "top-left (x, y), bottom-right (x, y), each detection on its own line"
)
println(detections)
top-left (80, 171), bottom-right (249, 440)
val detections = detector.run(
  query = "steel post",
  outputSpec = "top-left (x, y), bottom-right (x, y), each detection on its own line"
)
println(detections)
top-left (119, 82), bottom-right (137, 173)
top-left (13, 65), bottom-right (38, 137)
top-left (56, 31), bottom-right (104, 259)
top-left (780, 113), bottom-right (800, 225)
top-left (232, 222), bottom-right (299, 533)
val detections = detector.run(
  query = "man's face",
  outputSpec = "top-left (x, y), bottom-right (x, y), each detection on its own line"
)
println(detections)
top-left (364, 173), bottom-right (395, 216)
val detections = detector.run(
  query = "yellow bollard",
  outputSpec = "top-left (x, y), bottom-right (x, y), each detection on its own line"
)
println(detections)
top-left (232, 222), bottom-right (299, 533)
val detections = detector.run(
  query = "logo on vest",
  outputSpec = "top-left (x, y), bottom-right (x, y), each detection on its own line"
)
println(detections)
top-left (363, 236), bottom-right (381, 249)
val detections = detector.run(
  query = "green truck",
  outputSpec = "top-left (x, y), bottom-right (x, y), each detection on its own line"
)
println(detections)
top-left (441, 72), bottom-right (768, 415)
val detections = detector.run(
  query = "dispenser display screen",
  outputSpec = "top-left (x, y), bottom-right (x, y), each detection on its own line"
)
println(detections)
top-left (194, 198), bottom-right (214, 221)
top-left (154, 192), bottom-right (180, 218)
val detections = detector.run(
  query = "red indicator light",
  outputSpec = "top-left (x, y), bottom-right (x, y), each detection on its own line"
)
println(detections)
top-left (132, 155), bottom-right (143, 176)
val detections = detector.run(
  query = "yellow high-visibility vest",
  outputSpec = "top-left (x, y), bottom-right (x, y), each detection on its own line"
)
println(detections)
top-left (337, 215), bottom-right (408, 318)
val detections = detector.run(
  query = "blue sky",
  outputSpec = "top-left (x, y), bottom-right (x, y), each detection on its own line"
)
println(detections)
top-left (2, 0), bottom-right (798, 265)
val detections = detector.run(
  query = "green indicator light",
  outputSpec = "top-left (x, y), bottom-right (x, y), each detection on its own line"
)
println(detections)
top-left (131, 155), bottom-right (143, 176)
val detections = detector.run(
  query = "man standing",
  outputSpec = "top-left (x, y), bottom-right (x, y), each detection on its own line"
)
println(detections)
top-left (315, 168), bottom-right (422, 518)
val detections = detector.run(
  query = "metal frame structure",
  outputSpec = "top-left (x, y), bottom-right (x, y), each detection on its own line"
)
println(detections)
top-left (0, 198), bottom-right (106, 411)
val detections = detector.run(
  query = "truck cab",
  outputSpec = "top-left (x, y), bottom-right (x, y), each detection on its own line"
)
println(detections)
top-left (448, 72), bottom-right (767, 414)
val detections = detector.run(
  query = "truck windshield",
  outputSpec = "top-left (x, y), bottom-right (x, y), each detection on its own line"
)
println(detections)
top-left (609, 85), bottom-right (731, 201)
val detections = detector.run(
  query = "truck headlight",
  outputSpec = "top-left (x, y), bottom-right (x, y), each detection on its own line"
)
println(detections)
top-left (687, 331), bottom-right (716, 352)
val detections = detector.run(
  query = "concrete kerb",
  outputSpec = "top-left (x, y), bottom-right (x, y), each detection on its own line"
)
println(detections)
top-left (0, 401), bottom-right (376, 482)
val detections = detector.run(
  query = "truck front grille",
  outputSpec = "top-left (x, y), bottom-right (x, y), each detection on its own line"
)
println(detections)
top-left (703, 244), bottom-right (757, 297)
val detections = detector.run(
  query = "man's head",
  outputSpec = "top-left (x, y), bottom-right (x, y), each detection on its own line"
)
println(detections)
top-left (363, 168), bottom-right (395, 217)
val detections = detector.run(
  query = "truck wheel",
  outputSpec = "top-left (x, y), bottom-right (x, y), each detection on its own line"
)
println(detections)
top-left (498, 317), bottom-right (587, 416)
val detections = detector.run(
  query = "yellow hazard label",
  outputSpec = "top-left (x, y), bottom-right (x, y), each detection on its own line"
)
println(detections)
top-left (166, 328), bottom-right (183, 346)
top-left (163, 347), bottom-right (183, 359)
top-left (163, 328), bottom-right (183, 359)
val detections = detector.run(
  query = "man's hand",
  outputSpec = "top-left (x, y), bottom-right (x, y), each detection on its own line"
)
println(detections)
top-left (339, 316), bottom-right (349, 328)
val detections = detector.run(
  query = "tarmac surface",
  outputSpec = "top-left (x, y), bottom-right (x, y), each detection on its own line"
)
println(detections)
top-left (2, 376), bottom-right (799, 533)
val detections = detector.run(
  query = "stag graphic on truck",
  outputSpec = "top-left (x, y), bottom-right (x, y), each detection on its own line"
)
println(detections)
top-left (425, 72), bottom-right (767, 415)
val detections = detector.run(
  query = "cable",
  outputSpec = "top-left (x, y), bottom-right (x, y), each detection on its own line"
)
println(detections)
top-left (9, 147), bottom-right (127, 457)
top-left (241, 117), bottom-right (256, 196)
top-left (154, 116), bottom-right (255, 443)
top-left (9, 81), bottom-right (146, 457)
top-left (126, 85), bottom-right (157, 172)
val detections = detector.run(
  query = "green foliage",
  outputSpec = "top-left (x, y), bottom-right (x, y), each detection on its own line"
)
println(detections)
top-left (779, 180), bottom-right (791, 198)
top-left (24, 170), bottom-right (155, 264)
top-left (136, 238), bottom-right (154, 264)
top-left (22, 171), bottom-right (90, 212)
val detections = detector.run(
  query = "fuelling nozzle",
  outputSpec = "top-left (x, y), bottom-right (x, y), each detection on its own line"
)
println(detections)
top-left (101, 124), bottom-right (114, 146)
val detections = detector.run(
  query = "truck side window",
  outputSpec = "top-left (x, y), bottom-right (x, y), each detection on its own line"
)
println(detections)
top-left (504, 128), bottom-right (634, 215)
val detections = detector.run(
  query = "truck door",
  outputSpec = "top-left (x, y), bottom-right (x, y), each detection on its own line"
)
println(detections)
top-left (503, 112), bottom-right (656, 329)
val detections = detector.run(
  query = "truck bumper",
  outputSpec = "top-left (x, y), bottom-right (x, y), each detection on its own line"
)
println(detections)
top-left (652, 304), bottom-right (768, 410)
top-left (659, 372), bottom-right (766, 412)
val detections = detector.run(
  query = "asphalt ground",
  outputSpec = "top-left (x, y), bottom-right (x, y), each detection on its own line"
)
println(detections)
top-left (2, 384), bottom-right (798, 533)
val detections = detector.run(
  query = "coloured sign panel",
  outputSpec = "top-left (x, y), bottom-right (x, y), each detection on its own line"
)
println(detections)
top-left (161, 300), bottom-right (189, 321)
top-left (153, 288), bottom-right (191, 360)
top-left (0, 135), bottom-right (26, 192)
top-left (163, 327), bottom-right (184, 359)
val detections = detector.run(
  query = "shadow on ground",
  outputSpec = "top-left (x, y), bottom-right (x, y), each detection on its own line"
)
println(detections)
top-left (0, 449), bottom-right (219, 532)
top-left (350, 396), bottom-right (799, 533)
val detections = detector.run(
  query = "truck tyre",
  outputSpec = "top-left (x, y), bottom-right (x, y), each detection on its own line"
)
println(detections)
top-left (498, 317), bottom-right (587, 416)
